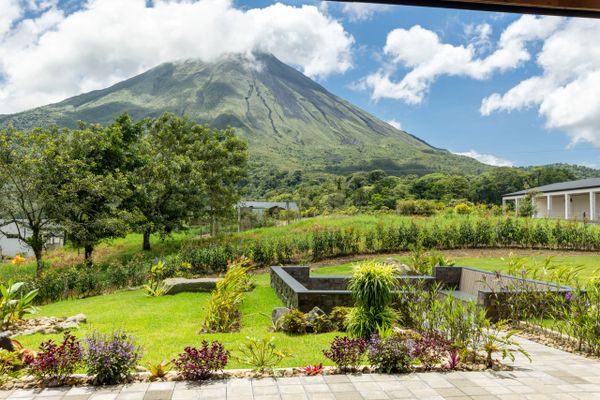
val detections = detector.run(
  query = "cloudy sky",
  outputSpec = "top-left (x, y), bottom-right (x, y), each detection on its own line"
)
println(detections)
top-left (1, 0), bottom-right (599, 168)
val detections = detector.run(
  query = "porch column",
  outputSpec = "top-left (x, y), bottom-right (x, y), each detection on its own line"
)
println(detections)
top-left (547, 195), bottom-right (552, 218)
top-left (590, 191), bottom-right (596, 221)
top-left (565, 194), bottom-right (570, 219)
top-left (515, 198), bottom-right (519, 217)
top-left (502, 198), bottom-right (506, 214)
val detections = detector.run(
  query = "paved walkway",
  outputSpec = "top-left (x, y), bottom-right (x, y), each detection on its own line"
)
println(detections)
top-left (2, 336), bottom-right (600, 400)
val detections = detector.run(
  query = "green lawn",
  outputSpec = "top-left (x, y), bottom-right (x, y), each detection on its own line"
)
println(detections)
top-left (16, 273), bottom-right (338, 369)
top-left (313, 253), bottom-right (600, 282)
top-left (16, 251), bottom-right (600, 369)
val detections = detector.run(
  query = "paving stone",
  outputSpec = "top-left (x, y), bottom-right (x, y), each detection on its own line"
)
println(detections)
top-left (328, 383), bottom-right (355, 392)
top-left (115, 393), bottom-right (145, 400)
top-left (332, 393), bottom-right (363, 400)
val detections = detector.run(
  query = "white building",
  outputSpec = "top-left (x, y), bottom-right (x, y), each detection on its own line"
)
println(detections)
top-left (502, 178), bottom-right (600, 221)
top-left (0, 221), bottom-right (64, 258)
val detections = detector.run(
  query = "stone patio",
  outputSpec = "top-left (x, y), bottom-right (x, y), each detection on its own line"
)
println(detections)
top-left (2, 336), bottom-right (600, 400)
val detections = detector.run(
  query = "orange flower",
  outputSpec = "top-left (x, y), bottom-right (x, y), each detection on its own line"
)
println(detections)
top-left (11, 255), bottom-right (26, 265)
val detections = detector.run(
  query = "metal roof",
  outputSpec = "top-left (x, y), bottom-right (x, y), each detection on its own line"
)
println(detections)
top-left (504, 177), bottom-right (600, 197)
top-left (237, 201), bottom-right (299, 211)
top-left (331, 0), bottom-right (600, 19)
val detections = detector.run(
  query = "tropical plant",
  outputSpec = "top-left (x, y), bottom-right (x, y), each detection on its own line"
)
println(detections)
top-left (236, 336), bottom-right (289, 372)
top-left (303, 363), bottom-right (324, 376)
top-left (322, 336), bottom-right (368, 370)
top-left (143, 260), bottom-right (168, 297)
top-left (0, 349), bottom-right (23, 377)
top-left (30, 333), bottom-right (84, 381)
top-left (479, 320), bottom-right (531, 368)
top-left (84, 329), bottom-right (143, 385)
top-left (202, 257), bottom-right (253, 333)
top-left (346, 261), bottom-right (398, 338)
top-left (147, 360), bottom-right (171, 379)
top-left (0, 281), bottom-right (38, 325)
top-left (173, 341), bottom-right (228, 380)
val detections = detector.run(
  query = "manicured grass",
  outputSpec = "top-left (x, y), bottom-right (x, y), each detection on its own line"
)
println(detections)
top-left (16, 273), bottom-right (338, 369)
top-left (313, 253), bottom-right (600, 282)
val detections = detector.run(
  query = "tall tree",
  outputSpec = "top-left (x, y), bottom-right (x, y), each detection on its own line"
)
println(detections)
top-left (49, 123), bottom-right (130, 263)
top-left (126, 113), bottom-right (247, 249)
top-left (0, 126), bottom-right (64, 275)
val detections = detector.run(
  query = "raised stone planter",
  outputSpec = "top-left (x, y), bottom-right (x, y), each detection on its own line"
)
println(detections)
top-left (162, 278), bottom-right (220, 295)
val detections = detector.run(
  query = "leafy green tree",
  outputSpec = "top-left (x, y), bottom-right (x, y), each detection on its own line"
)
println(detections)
top-left (0, 126), bottom-right (63, 275)
top-left (49, 124), bottom-right (130, 263)
top-left (126, 113), bottom-right (247, 246)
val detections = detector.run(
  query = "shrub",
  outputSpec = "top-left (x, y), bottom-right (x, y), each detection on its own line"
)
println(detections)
top-left (330, 306), bottom-right (352, 331)
top-left (396, 199), bottom-right (439, 216)
top-left (173, 341), bottom-right (228, 380)
top-left (346, 307), bottom-right (397, 340)
top-left (30, 333), bottom-right (83, 380)
top-left (84, 329), bottom-right (143, 385)
top-left (322, 336), bottom-right (368, 370)
top-left (454, 202), bottom-right (474, 215)
top-left (202, 257), bottom-right (253, 333)
top-left (367, 334), bottom-right (412, 373)
top-left (407, 331), bottom-right (451, 370)
top-left (347, 261), bottom-right (398, 338)
top-left (236, 336), bottom-right (289, 371)
top-left (308, 312), bottom-right (335, 334)
top-left (276, 309), bottom-right (307, 334)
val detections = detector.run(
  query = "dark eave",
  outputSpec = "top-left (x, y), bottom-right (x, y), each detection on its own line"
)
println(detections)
top-left (331, 0), bottom-right (600, 19)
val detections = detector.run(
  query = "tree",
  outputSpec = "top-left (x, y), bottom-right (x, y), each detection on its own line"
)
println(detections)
top-left (126, 113), bottom-right (247, 248)
top-left (49, 123), bottom-right (130, 263)
top-left (0, 126), bottom-right (67, 276)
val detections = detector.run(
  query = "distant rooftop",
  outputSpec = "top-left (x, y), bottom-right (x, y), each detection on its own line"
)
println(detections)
top-left (237, 201), bottom-right (299, 211)
top-left (504, 177), bottom-right (600, 197)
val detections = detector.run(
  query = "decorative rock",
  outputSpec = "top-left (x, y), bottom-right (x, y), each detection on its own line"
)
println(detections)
top-left (162, 277), bottom-right (220, 295)
top-left (66, 313), bottom-right (87, 323)
top-left (0, 333), bottom-right (14, 352)
top-left (271, 307), bottom-right (289, 326)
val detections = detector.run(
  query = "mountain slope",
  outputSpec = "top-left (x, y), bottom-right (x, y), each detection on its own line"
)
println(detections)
top-left (0, 53), bottom-right (488, 175)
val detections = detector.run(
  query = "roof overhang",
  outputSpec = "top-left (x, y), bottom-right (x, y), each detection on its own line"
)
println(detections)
top-left (333, 0), bottom-right (600, 18)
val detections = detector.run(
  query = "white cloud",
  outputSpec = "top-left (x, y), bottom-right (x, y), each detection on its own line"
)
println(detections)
top-left (385, 119), bottom-right (402, 130)
top-left (0, 0), bottom-right (354, 113)
top-left (481, 18), bottom-right (600, 148)
top-left (454, 150), bottom-right (514, 167)
top-left (0, 0), bottom-right (22, 37)
top-left (340, 3), bottom-right (392, 22)
top-left (362, 15), bottom-right (562, 103)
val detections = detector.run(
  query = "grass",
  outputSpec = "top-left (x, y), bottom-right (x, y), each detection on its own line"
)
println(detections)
top-left (16, 273), bottom-right (338, 369)
top-left (0, 229), bottom-right (200, 282)
top-left (313, 253), bottom-right (600, 282)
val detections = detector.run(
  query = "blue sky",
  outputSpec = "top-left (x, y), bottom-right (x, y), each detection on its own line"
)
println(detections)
top-left (1, 0), bottom-right (599, 168)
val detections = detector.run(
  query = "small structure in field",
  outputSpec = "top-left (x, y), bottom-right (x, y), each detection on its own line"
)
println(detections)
top-left (502, 177), bottom-right (600, 221)
top-left (236, 201), bottom-right (299, 230)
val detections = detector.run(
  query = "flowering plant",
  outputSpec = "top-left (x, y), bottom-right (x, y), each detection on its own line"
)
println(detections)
top-left (323, 336), bottom-right (367, 370)
top-left (173, 341), bottom-right (228, 380)
top-left (30, 333), bottom-right (83, 380)
top-left (84, 329), bottom-right (143, 385)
